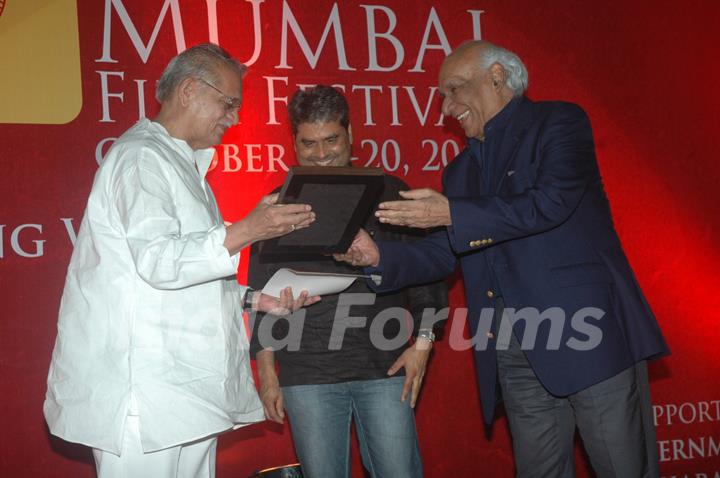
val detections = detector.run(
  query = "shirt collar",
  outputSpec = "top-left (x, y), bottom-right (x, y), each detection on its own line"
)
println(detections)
top-left (483, 95), bottom-right (522, 139)
top-left (194, 148), bottom-right (216, 178)
top-left (149, 120), bottom-right (216, 178)
top-left (466, 96), bottom-right (523, 153)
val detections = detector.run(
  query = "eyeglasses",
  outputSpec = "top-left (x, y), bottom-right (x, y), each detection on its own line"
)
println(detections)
top-left (197, 78), bottom-right (241, 112)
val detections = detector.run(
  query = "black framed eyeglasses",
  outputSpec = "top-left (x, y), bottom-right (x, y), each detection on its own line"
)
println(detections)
top-left (198, 78), bottom-right (241, 112)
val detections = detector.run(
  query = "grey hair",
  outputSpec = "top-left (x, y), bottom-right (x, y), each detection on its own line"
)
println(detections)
top-left (155, 43), bottom-right (246, 103)
top-left (480, 44), bottom-right (528, 96)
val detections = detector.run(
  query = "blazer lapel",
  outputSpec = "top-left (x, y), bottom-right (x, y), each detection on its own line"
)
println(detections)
top-left (495, 97), bottom-right (534, 193)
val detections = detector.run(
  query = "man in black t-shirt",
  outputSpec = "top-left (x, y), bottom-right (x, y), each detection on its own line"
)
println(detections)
top-left (249, 86), bottom-right (447, 478)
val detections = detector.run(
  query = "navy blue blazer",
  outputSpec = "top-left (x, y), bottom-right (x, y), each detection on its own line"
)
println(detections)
top-left (372, 97), bottom-right (668, 424)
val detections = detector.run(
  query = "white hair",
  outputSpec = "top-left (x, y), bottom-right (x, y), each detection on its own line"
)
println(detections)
top-left (480, 44), bottom-right (529, 96)
top-left (155, 43), bottom-right (245, 103)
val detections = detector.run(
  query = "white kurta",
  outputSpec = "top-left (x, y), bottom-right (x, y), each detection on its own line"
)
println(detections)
top-left (44, 119), bottom-right (263, 454)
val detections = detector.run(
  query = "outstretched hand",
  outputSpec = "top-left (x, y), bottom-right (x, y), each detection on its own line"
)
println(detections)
top-left (332, 228), bottom-right (380, 268)
top-left (244, 193), bottom-right (316, 242)
top-left (375, 188), bottom-right (451, 229)
top-left (224, 193), bottom-right (316, 254)
top-left (253, 287), bottom-right (321, 315)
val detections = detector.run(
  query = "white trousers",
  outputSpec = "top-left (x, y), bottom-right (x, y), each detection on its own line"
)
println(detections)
top-left (92, 416), bottom-right (217, 478)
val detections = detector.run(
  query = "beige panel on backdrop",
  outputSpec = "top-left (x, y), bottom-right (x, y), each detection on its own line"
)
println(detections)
top-left (0, 0), bottom-right (82, 124)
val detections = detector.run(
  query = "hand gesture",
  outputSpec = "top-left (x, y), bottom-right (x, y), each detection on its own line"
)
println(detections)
top-left (224, 193), bottom-right (316, 254)
top-left (375, 188), bottom-right (451, 228)
top-left (253, 287), bottom-right (321, 315)
top-left (245, 193), bottom-right (316, 242)
top-left (333, 228), bottom-right (380, 267)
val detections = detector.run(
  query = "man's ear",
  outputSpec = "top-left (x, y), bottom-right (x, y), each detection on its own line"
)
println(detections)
top-left (489, 63), bottom-right (506, 90)
top-left (177, 77), bottom-right (197, 108)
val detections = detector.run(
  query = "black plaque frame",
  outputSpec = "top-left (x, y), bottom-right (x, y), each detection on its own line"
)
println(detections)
top-left (261, 166), bottom-right (384, 255)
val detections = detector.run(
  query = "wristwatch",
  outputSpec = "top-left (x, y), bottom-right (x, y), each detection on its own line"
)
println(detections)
top-left (416, 329), bottom-right (436, 343)
top-left (242, 288), bottom-right (255, 310)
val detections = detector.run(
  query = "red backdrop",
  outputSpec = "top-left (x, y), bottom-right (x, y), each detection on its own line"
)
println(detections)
top-left (1, 1), bottom-right (719, 476)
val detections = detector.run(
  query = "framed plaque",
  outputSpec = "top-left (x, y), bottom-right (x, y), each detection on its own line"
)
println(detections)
top-left (261, 166), bottom-right (385, 255)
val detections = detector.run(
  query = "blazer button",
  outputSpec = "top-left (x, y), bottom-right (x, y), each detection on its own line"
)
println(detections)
top-left (486, 332), bottom-right (495, 339)
top-left (486, 290), bottom-right (495, 298)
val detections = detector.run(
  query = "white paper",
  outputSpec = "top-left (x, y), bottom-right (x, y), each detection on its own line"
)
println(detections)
top-left (261, 268), bottom-right (366, 298)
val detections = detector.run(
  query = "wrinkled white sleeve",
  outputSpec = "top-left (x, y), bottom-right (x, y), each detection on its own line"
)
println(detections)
top-left (112, 152), bottom-right (238, 290)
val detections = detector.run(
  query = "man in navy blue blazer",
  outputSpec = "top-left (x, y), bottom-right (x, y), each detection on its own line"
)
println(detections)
top-left (335, 40), bottom-right (668, 477)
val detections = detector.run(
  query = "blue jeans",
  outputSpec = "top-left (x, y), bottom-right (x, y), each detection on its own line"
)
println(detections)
top-left (281, 377), bottom-right (422, 478)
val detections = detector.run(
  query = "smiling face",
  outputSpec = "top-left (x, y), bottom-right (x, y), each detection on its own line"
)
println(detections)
top-left (186, 64), bottom-right (242, 150)
top-left (294, 119), bottom-right (352, 167)
top-left (439, 44), bottom-right (511, 141)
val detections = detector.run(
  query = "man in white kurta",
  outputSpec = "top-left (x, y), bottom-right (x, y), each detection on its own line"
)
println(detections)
top-left (44, 43), bottom-right (317, 477)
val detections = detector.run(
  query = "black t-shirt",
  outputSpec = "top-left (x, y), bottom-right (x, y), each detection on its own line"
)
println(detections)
top-left (248, 174), bottom-right (448, 386)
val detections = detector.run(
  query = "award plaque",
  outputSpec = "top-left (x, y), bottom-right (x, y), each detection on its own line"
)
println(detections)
top-left (261, 166), bottom-right (385, 254)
